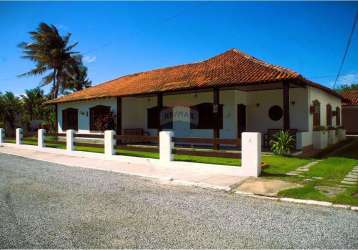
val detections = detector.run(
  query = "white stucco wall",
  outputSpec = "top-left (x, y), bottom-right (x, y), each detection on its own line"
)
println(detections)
top-left (245, 87), bottom-right (309, 133)
top-left (307, 86), bottom-right (342, 131)
top-left (122, 96), bottom-right (157, 135)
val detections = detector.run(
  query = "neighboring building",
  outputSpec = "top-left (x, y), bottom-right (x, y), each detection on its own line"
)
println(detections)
top-left (47, 49), bottom-right (345, 151)
top-left (341, 90), bottom-right (358, 135)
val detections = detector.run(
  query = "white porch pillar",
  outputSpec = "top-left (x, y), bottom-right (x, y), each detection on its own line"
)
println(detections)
top-left (105, 130), bottom-right (116, 156)
top-left (159, 131), bottom-right (174, 162)
top-left (0, 128), bottom-right (4, 146)
top-left (66, 129), bottom-right (75, 152)
top-left (16, 128), bottom-right (23, 145)
top-left (38, 129), bottom-right (45, 148)
top-left (242, 132), bottom-right (261, 177)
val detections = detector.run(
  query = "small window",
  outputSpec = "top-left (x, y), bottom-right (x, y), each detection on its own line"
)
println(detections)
top-left (326, 104), bottom-right (332, 127)
top-left (336, 107), bottom-right (341, 126)
top-left (147, 106), bottom-right (173, 129)
top-left (62, 108), bottom-right (78, 131)
top-left (268, 105), bottom-right (283, 121)
top-left (190, 103), bottom-right (223, 129)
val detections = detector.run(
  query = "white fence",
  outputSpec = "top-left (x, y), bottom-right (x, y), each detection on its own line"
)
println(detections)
top-left (0, 128), bottom-right (262, 177)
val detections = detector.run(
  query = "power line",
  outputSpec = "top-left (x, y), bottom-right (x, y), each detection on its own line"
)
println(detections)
top-left (333, 9), bottom-right (358, 89)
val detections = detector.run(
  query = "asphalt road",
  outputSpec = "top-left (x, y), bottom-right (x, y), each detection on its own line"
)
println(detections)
top-left (0, 153), bottom-right (357, 248)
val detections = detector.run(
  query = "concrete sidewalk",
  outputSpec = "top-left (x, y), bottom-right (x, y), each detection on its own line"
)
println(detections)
top-left (0, 144), bottom-right (247, 190)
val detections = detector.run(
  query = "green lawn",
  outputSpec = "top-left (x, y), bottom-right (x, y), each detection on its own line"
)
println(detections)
top-left (277, 141), bottom-right (358, 206)
top-left (261, 155), bottom-right (312, 176)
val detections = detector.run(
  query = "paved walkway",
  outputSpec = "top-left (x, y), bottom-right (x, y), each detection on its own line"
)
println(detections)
top-left (286, 160), bottom-right (321, 176)
top-left (340, 165), bottom-right (358, 187)
top-left (0, 144), bottom-right (246, 191)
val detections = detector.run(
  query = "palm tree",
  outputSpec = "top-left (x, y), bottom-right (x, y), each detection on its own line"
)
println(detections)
top-left (18, 23), bottom-right (79, 99)
top-left (64, 55), bottom-right (91, 92)
top-left (0, 92), bottom-right (23, 135)
top-left (21, 87), bottom-right (46, 121)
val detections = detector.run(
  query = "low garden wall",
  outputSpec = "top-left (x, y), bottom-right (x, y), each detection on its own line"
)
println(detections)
top-left (0, 128), bottom-right (262, 177)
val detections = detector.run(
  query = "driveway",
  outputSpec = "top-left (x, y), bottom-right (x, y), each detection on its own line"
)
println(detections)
top-left (0, 153), bottom-right (357, 248)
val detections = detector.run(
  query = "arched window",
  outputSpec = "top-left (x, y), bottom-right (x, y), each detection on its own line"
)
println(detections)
top-left (312, 100), bottom-right (321, 129)
top-left (89, 105), bottom-right (112, 131)
top-left (62, 108), bottom-right (78, 131)
top-left (326, 104), bottom-right (332, 127)
top-left (336, 107), bottom-right (341, 126)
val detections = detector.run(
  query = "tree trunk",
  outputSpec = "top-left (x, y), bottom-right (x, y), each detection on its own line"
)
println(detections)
top-left (52, 69), bottom-right (57, 99)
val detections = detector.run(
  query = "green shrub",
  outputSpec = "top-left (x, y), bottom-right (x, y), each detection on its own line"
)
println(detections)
top-left (270, 130), bottom-right (295, 156)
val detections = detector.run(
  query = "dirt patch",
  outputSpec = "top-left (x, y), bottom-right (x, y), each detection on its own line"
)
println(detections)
top-left (234, 178), bottom-right (302, 196)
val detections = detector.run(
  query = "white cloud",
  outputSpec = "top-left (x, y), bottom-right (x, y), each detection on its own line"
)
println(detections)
top-left (83, 55), bottom-right (97, 64)
top-left (336, 72), bottom-right (358, 86)
top-left (327, 72), bottom-right (358, 88)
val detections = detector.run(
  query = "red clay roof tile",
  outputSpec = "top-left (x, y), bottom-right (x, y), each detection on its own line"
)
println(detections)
top-left (341, 90), bottom-right (358, 105)
top-left (46, 49), bottom-right (341, 104)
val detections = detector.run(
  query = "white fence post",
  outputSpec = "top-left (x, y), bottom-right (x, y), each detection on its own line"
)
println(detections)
top-left (160, 131), bottom-right (174, 162)
top-left (16, 128), bottom-right (23, 145)
top-left (38, 129), bottom-right (45, 148)
top-left (0, 128), bottom-right (4, 146)
top-left (66, 129), bottom-right (75, 152)
top-left (242, 132), bottom-right (261, 177)
top-left (104, 130), bottom-right (116, 156)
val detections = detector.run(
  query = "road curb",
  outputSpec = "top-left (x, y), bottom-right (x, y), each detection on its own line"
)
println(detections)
top-left (234, 191), bottom-right (358, 211)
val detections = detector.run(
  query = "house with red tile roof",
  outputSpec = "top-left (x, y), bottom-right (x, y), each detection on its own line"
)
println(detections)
top-left (47, 49), bottom-right (346, 151)
top-left (341, 90), bottom-right (358, 135)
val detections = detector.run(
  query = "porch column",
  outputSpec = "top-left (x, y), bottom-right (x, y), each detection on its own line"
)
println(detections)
top-left (213, 88), bottom-right (220, 150)
top-left (116, 97), bottom-right (122, 145)
top-left (283, 81), bottom-right (290, 130)
top-left (157, 93), bottom-right (163, 133)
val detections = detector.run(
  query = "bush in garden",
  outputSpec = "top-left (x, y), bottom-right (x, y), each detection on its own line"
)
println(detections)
top-left (270, 130), bottom-right (295, 156)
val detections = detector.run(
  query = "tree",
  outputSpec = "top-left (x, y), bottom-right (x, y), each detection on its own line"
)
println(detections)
top-left (21, 87), bottom-right (46, 121)
top-left (335, 83), bottom-right (358, 93)
top-left (0, 92), bottom-right (23, 135)
top-left (63, 55), bottom-right (91, 92)
top-left (18, 22), bottom-right (79, 99)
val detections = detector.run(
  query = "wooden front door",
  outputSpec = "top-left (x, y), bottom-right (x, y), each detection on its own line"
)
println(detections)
top-left (62, 108), bottom-right (78, 131)
top-left (237, 104), bottom-right (246, 137)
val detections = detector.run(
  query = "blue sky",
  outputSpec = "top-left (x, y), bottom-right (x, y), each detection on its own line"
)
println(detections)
top-left (0, 1), bottom-right (357, 95)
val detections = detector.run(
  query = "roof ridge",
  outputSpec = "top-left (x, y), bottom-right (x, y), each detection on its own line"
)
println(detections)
top-left (230, 48), bottom-right (300, 77)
